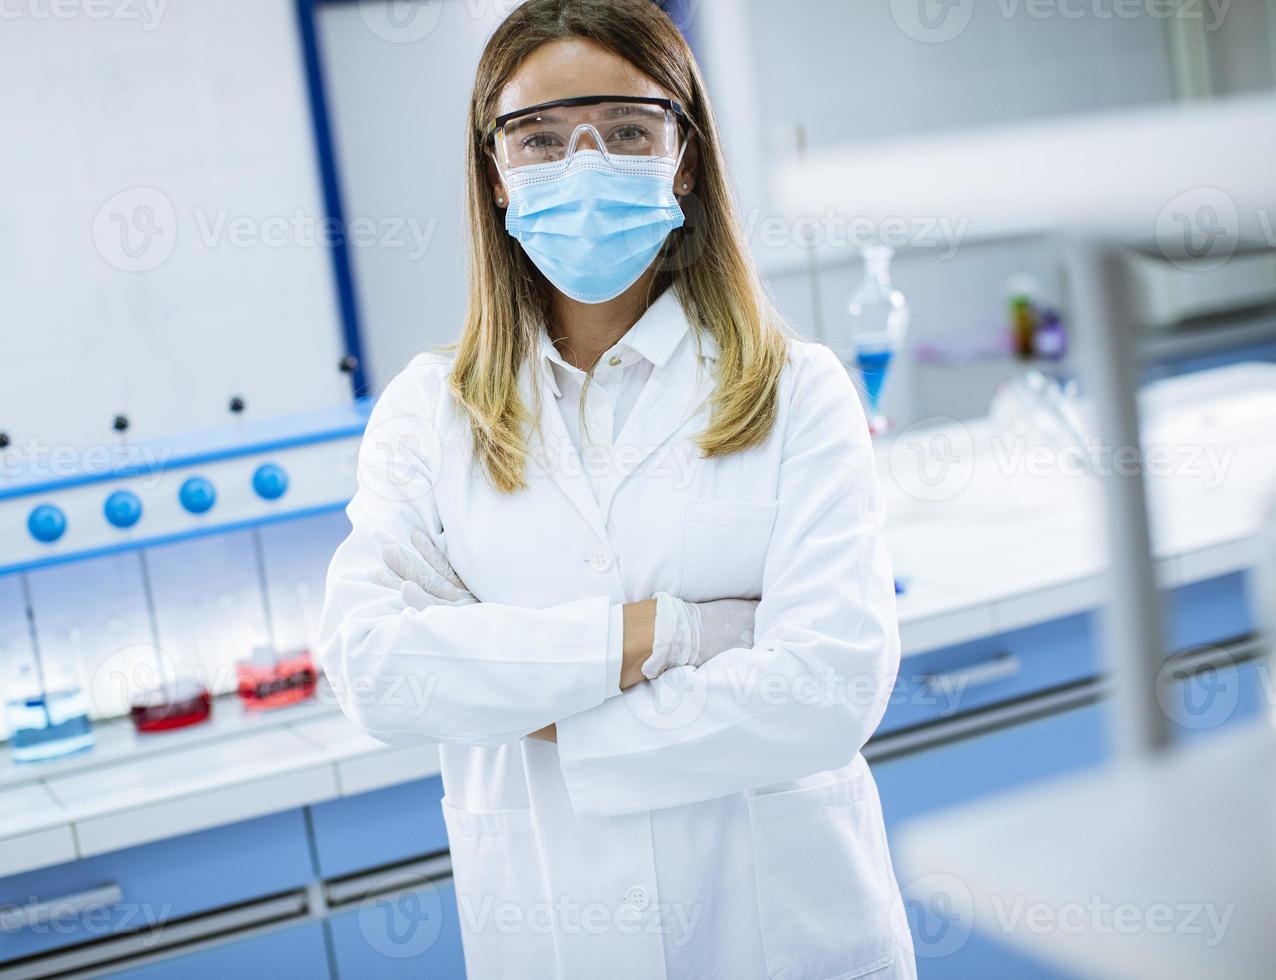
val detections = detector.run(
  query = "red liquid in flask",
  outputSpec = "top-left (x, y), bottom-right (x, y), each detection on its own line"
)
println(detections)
top-left (130, 678), bottom-right (212, 733)
top-left (236, 649), bottom-right (317, 710)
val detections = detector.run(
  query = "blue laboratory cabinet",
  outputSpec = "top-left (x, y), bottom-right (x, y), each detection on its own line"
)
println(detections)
top-left (0, 779), bottom-right (463, 980)
top-left (869, 571), bottom-right (1261, 980)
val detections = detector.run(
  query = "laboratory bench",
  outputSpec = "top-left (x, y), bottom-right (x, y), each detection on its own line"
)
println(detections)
top-left (1, 365), bottom-right (1272, 978)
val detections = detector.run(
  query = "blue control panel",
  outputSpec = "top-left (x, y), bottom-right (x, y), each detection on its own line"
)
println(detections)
top-left (2, 404), bottom-right (371, 575)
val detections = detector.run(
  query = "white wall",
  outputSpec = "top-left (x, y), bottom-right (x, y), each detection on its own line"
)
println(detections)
top-left (317, 0), bottom-right (514, 390)
top-left (1, 0), bottom-right (350, 457)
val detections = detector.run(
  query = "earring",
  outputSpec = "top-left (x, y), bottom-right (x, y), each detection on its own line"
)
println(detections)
top-left (497, 196), bottom-right (505, 205)
top-left (681, 182), bottom-right (689, 191)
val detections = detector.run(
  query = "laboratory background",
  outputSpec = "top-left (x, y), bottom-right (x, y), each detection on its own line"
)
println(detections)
top-left (2, 1), bottom-right (1276, 978)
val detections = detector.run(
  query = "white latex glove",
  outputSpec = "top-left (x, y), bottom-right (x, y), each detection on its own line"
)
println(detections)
top-left (382, 530), bottom-right (476, 610)
top-left (642, 592), bottom-right (758, 680)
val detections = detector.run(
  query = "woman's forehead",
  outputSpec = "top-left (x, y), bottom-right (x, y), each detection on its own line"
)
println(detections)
top-left (496, 38), bottom-right (668, 116)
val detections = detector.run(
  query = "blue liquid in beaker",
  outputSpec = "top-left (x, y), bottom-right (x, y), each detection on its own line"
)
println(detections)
top-left (855, 348), bottom-right (894, 413)
top-left (5, 689), bottom-right (94, 763)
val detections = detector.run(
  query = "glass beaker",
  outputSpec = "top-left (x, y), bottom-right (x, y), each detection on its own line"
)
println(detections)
top-left (4, 633), bottom-right (94, 764)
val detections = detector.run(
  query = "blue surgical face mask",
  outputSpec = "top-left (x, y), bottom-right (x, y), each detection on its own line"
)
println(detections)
top-left (500, 132), bottom-right (687, 304)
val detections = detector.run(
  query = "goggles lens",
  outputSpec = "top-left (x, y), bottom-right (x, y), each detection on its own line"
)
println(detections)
top-left (494, 99), bottom-right (682, 170)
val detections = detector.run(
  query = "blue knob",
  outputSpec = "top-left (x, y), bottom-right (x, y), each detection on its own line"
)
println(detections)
top-left (28, 504), bottom-right (67, 543)
top-left (104, 490), bottom-right (143, 529)
top-left (179, 476), bottom-right (216, 515)
top-left (252, 463), bottom-right (289, 501)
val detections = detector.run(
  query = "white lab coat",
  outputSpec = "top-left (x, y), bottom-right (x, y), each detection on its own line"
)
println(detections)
top-left (320, 292), bottom-right (916, 980)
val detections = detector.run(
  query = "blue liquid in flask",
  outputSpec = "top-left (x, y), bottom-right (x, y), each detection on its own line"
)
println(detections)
top-left (855, 348), bottom-right (894, 416)
top-left (6, 688), bottom-right (94, 763)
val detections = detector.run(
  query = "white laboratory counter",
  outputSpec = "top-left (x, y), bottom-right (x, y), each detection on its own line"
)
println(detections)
top-left (0, 697), bottom-right (440, 878)
top-left (1, 364), bottom-right (1273, 879)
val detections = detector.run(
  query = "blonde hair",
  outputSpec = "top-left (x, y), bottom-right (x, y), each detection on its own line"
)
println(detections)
top-left (452, 0), bottom-right (789, 493)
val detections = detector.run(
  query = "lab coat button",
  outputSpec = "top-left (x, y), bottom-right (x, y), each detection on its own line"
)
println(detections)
top-left (587, 546), bottom-right (613, 573)
top-left (624, 886), bottom-right (650, 911)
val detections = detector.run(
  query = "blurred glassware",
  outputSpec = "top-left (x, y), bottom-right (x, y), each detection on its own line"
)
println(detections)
top-left (845, 245), bottom-right (909, 435)
top-left (236, 645), bottom-right (317, 710)
top-left (234, 535), bottom-right (319, 711)
top-left (5, 624), bottom-right (94, 763)
top-left (990, 370), bottom-right (1094, 467)
top-left (1003, 273), bottom-right (1044, 361)
top-left (128, 558), bottom-right (214, 734)
top-left (1034, 309), bottom-right (1068, 360)
top-left (130, 677), bottom-right (213, 733)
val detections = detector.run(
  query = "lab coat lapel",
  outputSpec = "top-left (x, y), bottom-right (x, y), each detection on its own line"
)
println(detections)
top-left (599, 329), bottom-right (714, 515)
top-left (522, 363), bottom-right (610, 542)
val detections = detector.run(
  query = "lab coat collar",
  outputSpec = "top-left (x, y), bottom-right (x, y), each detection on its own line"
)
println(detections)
top-left (523, 289), bottom-right (714, 529)
top-left (534, 288), bottom-right (696, 397)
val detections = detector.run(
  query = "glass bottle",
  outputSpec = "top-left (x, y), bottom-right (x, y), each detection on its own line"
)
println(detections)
top-left (845, 245), bottom-right (910, 435)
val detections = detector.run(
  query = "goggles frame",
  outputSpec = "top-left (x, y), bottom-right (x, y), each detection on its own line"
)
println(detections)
top-left (484, 94), bottom-right (688, 142)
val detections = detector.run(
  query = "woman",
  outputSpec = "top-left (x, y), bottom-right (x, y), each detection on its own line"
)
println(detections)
top-left (320, 1), bottom-right (915, 977)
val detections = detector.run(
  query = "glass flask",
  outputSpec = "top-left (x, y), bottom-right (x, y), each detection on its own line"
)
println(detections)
top-left (127, 559), bottom-right (214, 734)
top-left (236, 645), bottom-right (317, 711)
top-left (4, 631), bottom-right (94, 764)
top-left (235, 564), bottom-right (318, 711)
top-left (845, 245), bottom-right (910, 435)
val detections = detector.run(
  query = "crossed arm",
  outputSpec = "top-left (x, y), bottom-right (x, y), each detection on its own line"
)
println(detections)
top-left (380, 530), bottom-right (752, 741)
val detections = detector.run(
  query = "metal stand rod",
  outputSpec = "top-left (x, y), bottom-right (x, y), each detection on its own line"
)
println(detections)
top-left (1067, 239), bottom-right (1172, 759)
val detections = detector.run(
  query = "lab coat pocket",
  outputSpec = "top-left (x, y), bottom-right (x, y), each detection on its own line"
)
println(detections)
top-left (747, 769), bottom-right (901, 980)
top-left (442, 799), bottom-right (557, 977)
top-left (680, 498), bottom-right (778, 602)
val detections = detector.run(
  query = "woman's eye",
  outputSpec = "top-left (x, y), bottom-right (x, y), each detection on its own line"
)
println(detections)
top-left (607, 125), bottom-right (650, 145)
top-left (522, 133), bottom-right (564, 150)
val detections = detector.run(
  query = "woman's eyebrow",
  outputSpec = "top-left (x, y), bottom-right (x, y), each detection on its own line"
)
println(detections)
top-left (601, 104), bottom-right (661, 119)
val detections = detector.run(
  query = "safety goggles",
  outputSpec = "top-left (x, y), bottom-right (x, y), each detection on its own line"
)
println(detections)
top-left (486, 95), bottom-right (688, 172)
